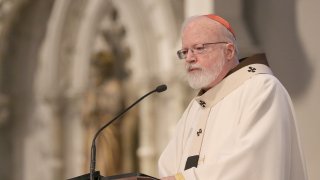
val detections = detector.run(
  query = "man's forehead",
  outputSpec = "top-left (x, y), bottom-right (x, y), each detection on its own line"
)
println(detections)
top-left (181, 14), bottom-right (235, 42)
top-left (184, 16), bottom-right (219, 30)
top-left (182, 18), bottom-right (220, 45)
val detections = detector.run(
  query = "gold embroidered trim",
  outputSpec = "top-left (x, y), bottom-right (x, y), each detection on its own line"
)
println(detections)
top-left (175, 173), bottom-right (185, 180)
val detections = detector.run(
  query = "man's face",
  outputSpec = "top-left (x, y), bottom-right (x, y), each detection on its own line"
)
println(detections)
top-left (182, 19), bottom-right (227, 90)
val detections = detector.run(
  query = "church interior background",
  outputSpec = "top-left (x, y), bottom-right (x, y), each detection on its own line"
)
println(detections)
top-left (0, 0), bottom-right (319, 179)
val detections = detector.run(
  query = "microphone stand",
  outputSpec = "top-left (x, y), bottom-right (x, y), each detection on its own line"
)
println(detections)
top-left (89, 85), bottom-right (167, 180)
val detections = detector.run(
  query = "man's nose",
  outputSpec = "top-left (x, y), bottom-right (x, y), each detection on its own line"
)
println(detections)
top-left (185, 50), bottom-right (196, 63)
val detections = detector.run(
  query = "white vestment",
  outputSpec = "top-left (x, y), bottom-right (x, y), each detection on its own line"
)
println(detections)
top-left (158, 59), bottom-right (308, 180)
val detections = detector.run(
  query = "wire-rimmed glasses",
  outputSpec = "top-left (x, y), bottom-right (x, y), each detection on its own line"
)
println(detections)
top-left (177, 42), bottom-right (228, 60)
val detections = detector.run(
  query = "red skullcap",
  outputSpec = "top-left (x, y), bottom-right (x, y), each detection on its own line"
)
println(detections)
top-left (204, 14), bottom-right (236, 38)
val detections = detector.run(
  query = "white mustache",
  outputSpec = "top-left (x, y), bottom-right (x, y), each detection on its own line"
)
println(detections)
top-left (186, 64), bottom-right (202, 71)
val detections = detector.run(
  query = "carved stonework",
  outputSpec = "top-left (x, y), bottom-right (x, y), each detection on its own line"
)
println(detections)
top-left (0, 0), bottom-right (29, 57)
top-left (0, 93), bottom-right (8, 125)
top-left (0, 0), bottom-right (15, 34)
top-left (82, 1), bottom-right (131, 175)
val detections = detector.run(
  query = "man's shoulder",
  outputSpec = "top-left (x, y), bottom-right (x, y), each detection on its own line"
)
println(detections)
top-left (247, 73), bottom-right (283, 88)
top-left (242, 73), bottom-right (290, 98)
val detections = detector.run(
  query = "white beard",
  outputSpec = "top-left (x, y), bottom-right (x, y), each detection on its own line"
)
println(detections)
top-left (186, 58), bottom-right (225, 89)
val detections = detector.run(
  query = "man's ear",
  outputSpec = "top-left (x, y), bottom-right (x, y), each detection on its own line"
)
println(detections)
top-left (225, 43), bottom-right (235, 61)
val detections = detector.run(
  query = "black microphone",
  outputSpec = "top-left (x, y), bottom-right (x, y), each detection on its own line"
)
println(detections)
top-left (155, 84), bottom-right (167, 93)
top-left (89, 84), bottom-right (167, 180)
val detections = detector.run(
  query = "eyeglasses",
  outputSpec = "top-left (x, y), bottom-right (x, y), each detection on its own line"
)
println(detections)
top-left (177, 42), bottom-right (228, 60)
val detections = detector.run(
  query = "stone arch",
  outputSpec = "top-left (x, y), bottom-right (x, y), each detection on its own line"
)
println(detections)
top-left (35, 0), bottom-right (185, 178)
top-left (35, 0), bottom-right (131, 177)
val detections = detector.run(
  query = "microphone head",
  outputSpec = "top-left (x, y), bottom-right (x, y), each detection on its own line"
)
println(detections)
top-left (155, 84), bottom-right (167, 93)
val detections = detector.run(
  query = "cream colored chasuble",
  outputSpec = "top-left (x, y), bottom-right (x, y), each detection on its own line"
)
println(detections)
top-left (184, 64), bottom-right (272, 170)
top-left (158, 62), bottom-right (307, 180)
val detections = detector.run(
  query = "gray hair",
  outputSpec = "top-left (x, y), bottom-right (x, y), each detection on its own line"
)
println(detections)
top-left (181, 15), bottom-right (239, 60)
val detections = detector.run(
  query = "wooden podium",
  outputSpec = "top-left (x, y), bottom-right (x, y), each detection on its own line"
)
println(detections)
top-left (67, 171), bottom-right (159, 180)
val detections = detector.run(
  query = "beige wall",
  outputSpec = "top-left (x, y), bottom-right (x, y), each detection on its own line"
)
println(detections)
top-left (295, 1), bottom-right (320, 179)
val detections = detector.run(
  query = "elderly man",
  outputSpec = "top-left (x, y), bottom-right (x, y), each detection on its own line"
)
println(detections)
top-left (158, 14), bottom-right (307, 180)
